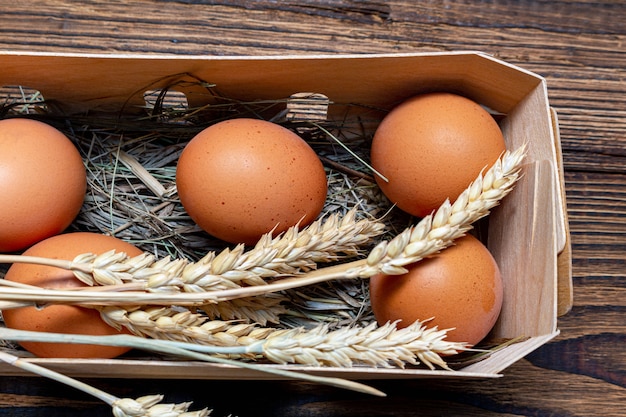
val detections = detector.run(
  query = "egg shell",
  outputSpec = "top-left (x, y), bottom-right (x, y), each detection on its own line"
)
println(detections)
top-left (370, 92), bottom-right (506, 218)
top-left (1, 232), bottom-right (143, 358)
top-left (176, 118), bottom-right (328, 245)
top-left (0, 118), bottom-right (86, 252)
top-left (369, 234), bottom-right (503, 346)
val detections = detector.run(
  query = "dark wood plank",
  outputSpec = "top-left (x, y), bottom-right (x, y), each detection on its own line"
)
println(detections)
top-left (1, 2), bottom-right (624, 162)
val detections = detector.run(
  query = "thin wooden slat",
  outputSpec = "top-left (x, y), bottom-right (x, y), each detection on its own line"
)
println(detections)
top-left (488, 160), bottom-right (558, 338)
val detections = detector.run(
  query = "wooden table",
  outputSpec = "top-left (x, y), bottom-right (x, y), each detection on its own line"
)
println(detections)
top-left (0, 1), bottom-right (624, 416)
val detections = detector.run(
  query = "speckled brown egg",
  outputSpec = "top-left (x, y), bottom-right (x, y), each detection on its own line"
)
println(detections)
top-left (0, 118), bottom-right (86, 252)
top-left (369, 234), bottom-right (503, 346)
top-left (370, 92), bottom-right (506, 218)
top-left (176, 118), bottom-right (328, 245)
top-left (1, 232), bottom-right (143, 358)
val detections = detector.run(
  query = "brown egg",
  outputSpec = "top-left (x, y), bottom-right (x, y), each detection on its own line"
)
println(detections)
top-left (370, 92), bottom-right (506, 218)
top-left (2, 232), bottom-right (143, 358)
top-left (176, 118), bottom-right (328, 245)
top-left (369, 234), bottom-right (503, 346)
top-left (0, 118), bottom-right (86, 252)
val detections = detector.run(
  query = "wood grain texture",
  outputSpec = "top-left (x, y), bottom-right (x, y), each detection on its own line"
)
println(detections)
top-left (0, 0), bottom-right (625, 416)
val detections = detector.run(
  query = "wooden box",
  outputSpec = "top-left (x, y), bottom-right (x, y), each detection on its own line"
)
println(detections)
top-left (0, 51), bottom-right (572, 381)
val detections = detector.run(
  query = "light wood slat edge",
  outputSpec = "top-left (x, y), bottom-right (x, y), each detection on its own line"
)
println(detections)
top-left (551, 108), bottom-right (574, 317)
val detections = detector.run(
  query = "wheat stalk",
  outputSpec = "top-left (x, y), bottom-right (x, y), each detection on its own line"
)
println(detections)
top-left (0, 207), bottom-right (383, 291)
top-left (0, 350), bottom-right (210, 417)
top-left (97, 302), bottom-right (466, 370)
top-left (361, 144), bottom-right (527, 276)
top-left (0, 327), bottom-right (386, 396)
top-left (100, 305), bottom-right (269, 357)
top-left (0, 208), bottom-right (382, 323)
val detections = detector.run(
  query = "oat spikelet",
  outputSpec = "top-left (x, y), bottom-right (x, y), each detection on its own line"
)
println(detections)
top-left (262, 320), bottom-right (465, 370)
top-left (112, 395), bottom-right (209, 417)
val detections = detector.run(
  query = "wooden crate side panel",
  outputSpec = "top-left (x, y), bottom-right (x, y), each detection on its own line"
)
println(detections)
top-left (488, 160), bottom-right (559, 338)
top-left (0, 52), bottom-right (542, 115)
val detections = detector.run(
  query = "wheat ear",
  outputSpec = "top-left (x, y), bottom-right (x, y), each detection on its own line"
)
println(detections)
top-left (0, 350), bottom-right (209, 417)
top-left (100, 305), bottom-right (276, 360)
top-left (99, 305), bottom-right (466, 370)
top-left (260, 320), bottom-right (467, 370)
top-left (0, 208), bottom-right (383, 317)
top-left (0, 207), bottom-right (383, 291)
top-left (361, 144), bottom-right (527, 276)
top-left (170, 207), bottom-right (385, 291)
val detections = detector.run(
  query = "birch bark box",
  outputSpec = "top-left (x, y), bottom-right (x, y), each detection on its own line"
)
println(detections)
top-left (0, 51), bottom-right (572, 380)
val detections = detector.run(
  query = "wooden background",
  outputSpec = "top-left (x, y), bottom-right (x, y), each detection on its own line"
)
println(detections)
top-left (0, 1), bottom-right (625, 416)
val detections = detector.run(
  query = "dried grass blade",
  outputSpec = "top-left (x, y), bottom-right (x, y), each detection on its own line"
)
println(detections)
top-left (117, 150), bottom-right (167, 198)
